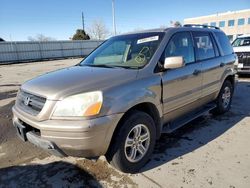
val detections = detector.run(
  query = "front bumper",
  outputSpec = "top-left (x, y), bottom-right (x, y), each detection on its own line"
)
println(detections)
top-left (12, 106), bottom-right (123, 158)
top-left (237, 68), bottom-right (250, 74)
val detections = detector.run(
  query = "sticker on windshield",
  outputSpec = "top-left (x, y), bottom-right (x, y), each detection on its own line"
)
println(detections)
top-left (137, 36), bottom-right (159, 44)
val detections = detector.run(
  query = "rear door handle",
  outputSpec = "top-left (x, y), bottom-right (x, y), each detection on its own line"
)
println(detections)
top-left (220, 62), bottom-right (225, 67)
top-left (193, 69), bottom-right (201, 76)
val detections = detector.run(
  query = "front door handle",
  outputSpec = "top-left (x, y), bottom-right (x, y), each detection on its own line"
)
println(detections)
top-left (193, 69), bottom-right (201, 76)
top-left (220, 62), bottom-right (225, 67)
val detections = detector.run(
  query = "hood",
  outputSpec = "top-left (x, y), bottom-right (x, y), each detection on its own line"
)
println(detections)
top-left (233, 46), bottom-right (250, 53)
top-left (21, 65), bottom-right (138, 100)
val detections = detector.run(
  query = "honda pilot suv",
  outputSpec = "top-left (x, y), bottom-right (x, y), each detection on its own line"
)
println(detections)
top-left (13, 25), bottom-right (236, 173)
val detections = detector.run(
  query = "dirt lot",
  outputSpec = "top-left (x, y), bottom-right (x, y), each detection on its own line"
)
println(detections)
top-left (0, 59), bottom-right (250, 188)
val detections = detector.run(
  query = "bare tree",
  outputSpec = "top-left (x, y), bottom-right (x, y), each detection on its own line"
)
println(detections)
top-left (88, 19), bottom-right (110, 40)
top-left (28, 34), bottom-right (56, 41)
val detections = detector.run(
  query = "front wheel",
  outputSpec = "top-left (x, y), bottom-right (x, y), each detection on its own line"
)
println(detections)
top-left (106, 111), bottom-right (156, 173)
top-left (212, 80), bottom-right (233, 115)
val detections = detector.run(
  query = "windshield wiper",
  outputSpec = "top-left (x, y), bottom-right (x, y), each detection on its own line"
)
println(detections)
top-left (81, 64), bottom-right (117, 68)
top-left (81, 64), bottom-right (139, 69)
top-left (113, 65), bottom-right (139, 69)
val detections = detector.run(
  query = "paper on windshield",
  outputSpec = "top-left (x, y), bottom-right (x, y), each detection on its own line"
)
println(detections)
top-left (137, 36), bottom-right (159, 44)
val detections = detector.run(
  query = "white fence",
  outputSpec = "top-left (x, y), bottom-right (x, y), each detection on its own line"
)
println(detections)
top-left (0, 40), bottom-right (104, 64)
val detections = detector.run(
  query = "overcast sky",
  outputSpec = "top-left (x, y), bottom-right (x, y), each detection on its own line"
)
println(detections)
top-left (0, 0), bottom-right (249, 41)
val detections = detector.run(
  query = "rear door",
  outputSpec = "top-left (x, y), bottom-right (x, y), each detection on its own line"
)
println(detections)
top-left (162, 32), bottom-right (202, 120)
top-left (192, 31), bottom-right (223, 101)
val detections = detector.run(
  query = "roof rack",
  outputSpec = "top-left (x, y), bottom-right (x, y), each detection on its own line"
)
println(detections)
top-left (183, 24), bottom-right (220, 30)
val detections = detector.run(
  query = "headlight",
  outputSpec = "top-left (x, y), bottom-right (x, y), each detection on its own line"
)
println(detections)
top-left (53, 91), bottom-right (103, 117)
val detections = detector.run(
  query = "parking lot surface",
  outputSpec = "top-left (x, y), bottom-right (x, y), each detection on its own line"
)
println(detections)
top-left (0, 59), bottom-right (250, 187)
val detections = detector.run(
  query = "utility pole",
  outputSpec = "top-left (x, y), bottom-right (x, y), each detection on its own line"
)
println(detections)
top-left (82, 12), bottom-right (85, 31)
top-left (112, 0), bottom-right (116, 35)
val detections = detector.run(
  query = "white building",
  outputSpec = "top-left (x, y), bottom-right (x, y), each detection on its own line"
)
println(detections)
top-left (184, 9), bottom-right (250, 41)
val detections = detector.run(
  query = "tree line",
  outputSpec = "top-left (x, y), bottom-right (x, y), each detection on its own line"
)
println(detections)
top-left (27, 19), bottom-right (109, 41)
top-left (26, 20), bottom-right (182, 41)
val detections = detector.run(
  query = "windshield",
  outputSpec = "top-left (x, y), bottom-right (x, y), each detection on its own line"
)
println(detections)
top-left (80, 32), bottom-right (164, 69)
top-left (232, 37), bottom-right (250, 47)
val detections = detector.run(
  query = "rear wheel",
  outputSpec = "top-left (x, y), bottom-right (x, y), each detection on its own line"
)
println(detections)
top-left (106, 111), bottom-right (156, 173)
top-left (212, 80), bottom-right (233, 115)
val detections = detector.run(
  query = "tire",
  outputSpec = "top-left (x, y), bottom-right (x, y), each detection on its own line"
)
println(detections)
top-left (212, 80), bottom-right (233, 115)
top-left (106, 110), bottom-right (156, 173)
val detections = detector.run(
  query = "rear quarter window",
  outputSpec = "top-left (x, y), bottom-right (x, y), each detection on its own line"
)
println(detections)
top-left (214, 32), bottom-right (233, 56)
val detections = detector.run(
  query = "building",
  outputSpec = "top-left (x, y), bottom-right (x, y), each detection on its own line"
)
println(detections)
top-left (184, 9), bottom-right (250, 41)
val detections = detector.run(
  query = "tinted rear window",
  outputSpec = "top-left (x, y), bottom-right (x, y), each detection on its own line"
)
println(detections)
top-left (214, 32), bottom-right (233, 56)
top-left (193, 32), bottom-right (215, 61)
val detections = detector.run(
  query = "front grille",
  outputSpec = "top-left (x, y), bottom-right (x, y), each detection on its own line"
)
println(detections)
top-left (235, 52), bottom-right (250, 67)
top-left (16, 90), bottom-right (46, 116)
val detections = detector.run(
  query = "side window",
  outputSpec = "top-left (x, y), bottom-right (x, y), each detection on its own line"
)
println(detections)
top-left (193, 32), bottom-right (215, 61)
top-left (214, 32), bottom-right (233, 56)
top-left (164, 32), bottom-right (194, 64)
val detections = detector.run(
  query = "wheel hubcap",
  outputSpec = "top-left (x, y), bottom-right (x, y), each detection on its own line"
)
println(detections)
top-left (124, 124), bottom-right (150, 163)
top-left (222, 86), bottom-right (231, 109)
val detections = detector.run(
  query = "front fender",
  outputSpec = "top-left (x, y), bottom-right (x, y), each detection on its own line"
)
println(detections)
top-left (101, 74), bottom-right (162, 117)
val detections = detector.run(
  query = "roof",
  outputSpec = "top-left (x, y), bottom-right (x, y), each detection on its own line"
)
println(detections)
top-left (116, 25), bottom-right (223, 37)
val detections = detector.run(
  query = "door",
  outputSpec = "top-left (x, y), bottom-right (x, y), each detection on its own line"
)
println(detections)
top-left (161, 32), bottom-right (202, 121)
top-left (192, 31), bottom-right (223, 101)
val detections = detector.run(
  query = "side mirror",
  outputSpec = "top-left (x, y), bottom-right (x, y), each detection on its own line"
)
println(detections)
top-left (164, 56), bottom-right (185, 69)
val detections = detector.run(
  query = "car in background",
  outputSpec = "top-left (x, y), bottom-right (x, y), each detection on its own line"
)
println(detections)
top-left (232, 34), bottom-right (250, 75)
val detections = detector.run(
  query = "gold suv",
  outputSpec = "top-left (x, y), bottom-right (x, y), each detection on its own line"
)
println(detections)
top-left (13, 25), bottom-right (237, 173)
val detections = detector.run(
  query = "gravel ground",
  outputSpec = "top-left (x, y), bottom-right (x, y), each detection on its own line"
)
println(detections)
top-left (0, 59), bottom-right (250, 187)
